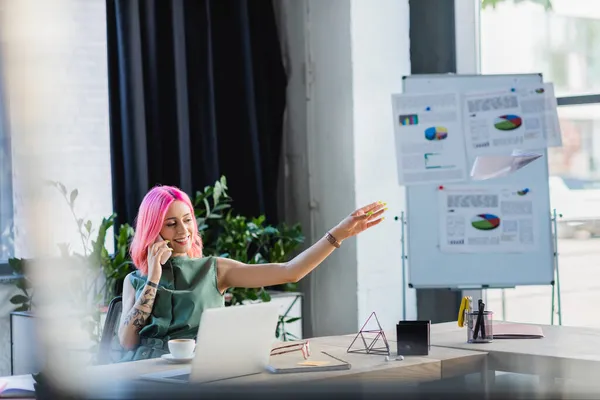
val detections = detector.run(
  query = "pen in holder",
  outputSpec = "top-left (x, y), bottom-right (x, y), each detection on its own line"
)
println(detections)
top-left (466, 300), bottom-right (493, 343)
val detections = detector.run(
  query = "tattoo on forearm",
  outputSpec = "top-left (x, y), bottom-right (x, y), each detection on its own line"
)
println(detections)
top-left (124, 308), bottom-right (150, 332)
top-left (122, 285), bottom-right (157, 332)
top-left (139, 288), bottom-right (156, 309)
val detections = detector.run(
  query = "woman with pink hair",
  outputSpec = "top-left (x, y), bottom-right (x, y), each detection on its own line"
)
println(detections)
top-left (118, 185), bottom-right (387, 361)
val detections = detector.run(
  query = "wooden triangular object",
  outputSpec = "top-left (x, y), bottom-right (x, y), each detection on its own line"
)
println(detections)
top-left (347, 311), bottom-right (390, 355)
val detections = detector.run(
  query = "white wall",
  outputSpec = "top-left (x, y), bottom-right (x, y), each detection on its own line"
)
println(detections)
top-left (277, 0), bottom-right (416, 337)
top-left (350, 0), bottom-right (415, 332)
top-left (0, 0), bottom-right (111, 375)
top-left (3, 0), bottom-right (113, 260)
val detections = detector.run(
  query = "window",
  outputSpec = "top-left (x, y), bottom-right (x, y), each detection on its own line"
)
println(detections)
top-left (0, 0), bottom-right (113, 276)
top-left (479, 0), bottom-right (600, 327)
top-left (556, 176), bottom-right (600, 191)
top-left (480, 0), bottom-right (600, 96)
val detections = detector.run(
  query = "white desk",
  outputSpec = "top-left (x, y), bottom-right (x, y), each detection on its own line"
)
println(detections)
top-left (430, 321), bottom-right (600, 381)
top-left (427, 320), bottom-right (600, 397)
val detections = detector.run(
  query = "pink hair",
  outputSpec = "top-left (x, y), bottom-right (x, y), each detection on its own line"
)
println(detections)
top-left (130, 185), bottom-right (203, 275)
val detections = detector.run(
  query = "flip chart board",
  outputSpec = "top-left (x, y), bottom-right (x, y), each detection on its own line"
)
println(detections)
top-left (402, 74), bottom-right (554, 289)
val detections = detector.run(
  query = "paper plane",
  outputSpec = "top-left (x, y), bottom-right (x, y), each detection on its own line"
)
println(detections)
top-left (470, 151), bottom-right (542, 181)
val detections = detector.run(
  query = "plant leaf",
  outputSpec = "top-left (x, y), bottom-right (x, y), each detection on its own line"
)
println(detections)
top-left (70, 189), bottom-right (79, 206)
top-left (212, 204), bottom-right (231, 212)
top-left (85, 220), bottom-right (93, 234)
top-left (259, 290), bottom-right (271, 302)
top-left (203, 198), bottom-right (210, 215)
top-left (263, 226), bottom-right (278, 235)
top-left (213, 180), bottom-right (222, 203)
top-left (10, 294), bottom-right (29, 304)
top-left (245, 290), bottom-right (258, 301)
top-left (8, 257), bottom-right (23, 274)
top-left (57, 182), bottom-right (67, 196)
top-left (15, 278), bottom-right (31, 292)
top-left (14, 304), bottom-right (30, 312)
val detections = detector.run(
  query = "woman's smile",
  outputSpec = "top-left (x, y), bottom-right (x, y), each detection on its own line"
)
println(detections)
top-left (173, 236), bottom-right (190, 246)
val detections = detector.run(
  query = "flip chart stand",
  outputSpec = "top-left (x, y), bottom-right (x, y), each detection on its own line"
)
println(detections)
top-left (395, 212), bottom-right (408, 321)
top-left (550, 208), bottom-right (563, 326)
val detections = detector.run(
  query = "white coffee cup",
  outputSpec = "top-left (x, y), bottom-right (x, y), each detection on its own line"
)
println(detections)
top-left (168, 339), bottom-right (196, 359)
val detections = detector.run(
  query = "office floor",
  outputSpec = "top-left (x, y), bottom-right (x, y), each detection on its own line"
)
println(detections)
top-left (487, 238), bottom-right (600, 328)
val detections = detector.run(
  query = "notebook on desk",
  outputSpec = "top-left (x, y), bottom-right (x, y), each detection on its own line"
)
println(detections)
top-left (266, 351), bottom-right (351, 374)
top-left (493, 324), bottom-right (544, 339)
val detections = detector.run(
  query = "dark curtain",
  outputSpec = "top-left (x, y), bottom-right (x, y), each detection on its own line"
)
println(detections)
top-left (106, 0), bottom-right (287, 227)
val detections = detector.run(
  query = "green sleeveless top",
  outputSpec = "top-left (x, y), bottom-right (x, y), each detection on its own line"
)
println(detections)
top-left (119, 255), bottom-right (224, 362)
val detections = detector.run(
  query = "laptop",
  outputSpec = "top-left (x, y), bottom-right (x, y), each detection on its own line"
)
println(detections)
top-left (140, 302), bottom-right (280, 384)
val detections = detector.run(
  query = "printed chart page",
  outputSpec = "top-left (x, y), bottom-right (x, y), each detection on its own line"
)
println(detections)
top-left (463, 87), bottom-right (550, 159)
top-left (391, 92), bottom-right (468, 185)
top-left (438, 185), bottom-right (538, 253)
top-left (516, 82), bottom-right (562, 147)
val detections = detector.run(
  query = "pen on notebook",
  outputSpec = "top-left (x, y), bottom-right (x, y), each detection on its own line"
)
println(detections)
top-left (0, 381), bottom-right (7, 394)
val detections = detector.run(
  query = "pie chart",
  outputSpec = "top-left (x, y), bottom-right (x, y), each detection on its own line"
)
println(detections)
top-left (471, 214), bottom-right (501, 231)
top-left (494, 115), bottom-right (522, 131)
top-left (424, 126), bottom-right (448, 141)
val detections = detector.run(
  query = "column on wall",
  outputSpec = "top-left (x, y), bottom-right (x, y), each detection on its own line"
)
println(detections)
top-left (277, 0), bottom-right (415, 337)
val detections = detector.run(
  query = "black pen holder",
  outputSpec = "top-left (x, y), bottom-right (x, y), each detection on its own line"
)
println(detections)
top-left (466, 311), bottom-right (493, 343)
top-left (396, 320), bottom-right (430, 356)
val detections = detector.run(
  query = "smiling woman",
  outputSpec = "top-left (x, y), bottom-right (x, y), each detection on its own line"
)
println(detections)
top-left (117, 185), bottom-right (387, 361)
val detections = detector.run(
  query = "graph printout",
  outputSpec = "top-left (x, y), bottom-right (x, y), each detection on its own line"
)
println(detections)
top-left (462, 87), bottom-right (551, 159)
top-left (514, 83), bottom-right (562, 148)
top-left (391, 92), bottom-right (468, 185)
top-left (438, 185), bottom-right (538, 254)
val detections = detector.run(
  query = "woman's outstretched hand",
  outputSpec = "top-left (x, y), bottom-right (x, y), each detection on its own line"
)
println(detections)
top-left (331, 201), bottom-right (387, 242)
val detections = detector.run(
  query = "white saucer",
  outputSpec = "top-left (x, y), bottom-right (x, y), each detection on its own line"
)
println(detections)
top-left (161, 353), bottom-right (195, 364)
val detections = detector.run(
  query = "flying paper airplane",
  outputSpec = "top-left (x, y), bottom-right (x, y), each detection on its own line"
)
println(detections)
top-left (470, 150), bottom-right (542, 181)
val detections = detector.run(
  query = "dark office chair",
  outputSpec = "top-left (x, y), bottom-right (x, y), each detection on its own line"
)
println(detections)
top-left (97, 296), bottom-right (124, 365)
